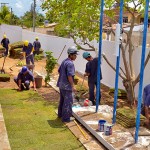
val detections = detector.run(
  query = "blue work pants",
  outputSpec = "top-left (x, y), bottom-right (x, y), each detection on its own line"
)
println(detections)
top-left (58, 89), bottom-right (73, 122)
top-left (88, 82), bottom-right (101, 105)
top-left (14, 77), bottom-right (30, 90)
top-left (26, 54), bottom-right (34, 65)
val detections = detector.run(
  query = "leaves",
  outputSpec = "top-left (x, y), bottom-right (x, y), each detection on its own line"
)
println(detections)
top-left (45, 51), bottom-right (57, 83)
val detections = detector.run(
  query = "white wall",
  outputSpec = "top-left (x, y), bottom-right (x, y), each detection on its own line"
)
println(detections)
top-left (1, 24), bottom-right (150, 96)
top-left (0, 24), bottom-right (22, 43)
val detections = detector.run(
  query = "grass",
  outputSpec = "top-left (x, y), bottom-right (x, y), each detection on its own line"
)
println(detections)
top-left (0, 89), bottom-right (84, 150)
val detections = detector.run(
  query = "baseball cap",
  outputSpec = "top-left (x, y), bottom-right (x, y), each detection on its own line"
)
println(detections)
top-left (82, 52), bottom-right (91, 59)
top-left (21, 66), bottom-right (28, 73)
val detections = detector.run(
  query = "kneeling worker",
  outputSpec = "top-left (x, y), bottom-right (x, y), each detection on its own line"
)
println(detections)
top-left (14, 66), bottom-right (36, 91)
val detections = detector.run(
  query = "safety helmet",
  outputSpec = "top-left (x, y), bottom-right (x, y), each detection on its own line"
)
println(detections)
top-left (82, 52), bottom-right (91, 59)
top-left (35, 37), bottom-right (38, 40)
top-left (67, 46), bottom-right (78, 55)
top-left (24, 40), bottom-right (29, 46)
top-left (21, 66), bottom-right (28, 73)
top-left (3, 34), bottom-right (6, 38)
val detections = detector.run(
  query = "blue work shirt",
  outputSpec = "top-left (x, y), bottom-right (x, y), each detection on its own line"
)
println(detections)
top-left (57, 58), bottom-right (75, 91)
top-left (33, 41), bottom-right (41, 51)
top-left (17, 70), bottom-right (34, 83)
top-left (143, 84), bottom-right (150, 107)
top-left (1, 38), bottom-right (9, 48)
top-left (22, 43), bottom-right (33, 56)
top-left (85, 57), bottom-right (102, 84)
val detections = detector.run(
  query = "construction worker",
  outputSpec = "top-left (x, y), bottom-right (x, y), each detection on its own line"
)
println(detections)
top-left (57, 46), bottom-right (78, 123)
top-left (22, 40), bottom-right (34, 65)
top-left (14, 66), bottom-right (36, 91)
top-left (82, 52), bottom-right (102, 105)
top-left (33, 37), bottom-right (41, 55)
top-left (1, 34), bottom-right (10, 56)
top-left (143, 84), bottom-right (150, 128)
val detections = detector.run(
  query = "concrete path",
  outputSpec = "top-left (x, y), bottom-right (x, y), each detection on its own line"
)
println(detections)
top-left (0, 104), bottom-right (11, 150)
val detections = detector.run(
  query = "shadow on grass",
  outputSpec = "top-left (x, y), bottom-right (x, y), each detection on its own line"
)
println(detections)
top-left (47, 119), bottom-right (67, 130)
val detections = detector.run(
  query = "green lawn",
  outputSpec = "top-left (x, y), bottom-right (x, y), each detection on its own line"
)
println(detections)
top-left (0, 89), bottom-right (84, 150)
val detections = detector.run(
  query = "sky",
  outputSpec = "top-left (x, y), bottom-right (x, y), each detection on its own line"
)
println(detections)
top-left (0, 0), bottom-right (45, 17)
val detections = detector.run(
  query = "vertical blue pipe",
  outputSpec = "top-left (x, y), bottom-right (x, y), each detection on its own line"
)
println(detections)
top-left (135, 0), bottom-right (149, 143)
top-left (96, 0), bottom-right (104, 112)
top-left (112, 0), bottom-right (124, 124)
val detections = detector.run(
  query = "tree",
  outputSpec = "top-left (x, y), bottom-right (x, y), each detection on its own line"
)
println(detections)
top-left (42, 0), bottom-right (150, 105)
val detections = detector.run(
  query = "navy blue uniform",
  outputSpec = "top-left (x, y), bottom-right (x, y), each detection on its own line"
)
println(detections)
top-left (143, 84), bottom-right (150, 107)
top-left (85, 57), bottom-right (102, 105)
top-left (1, 38), bottom-right (10, 56)
top-left (22, 43), bottom-right (34, 65)
top-left (14, 70), bottom-right (34, 90)
top-left (57, 58), bottom-right (75, 122)
top-left (33, 41), bottom-right (41, 55)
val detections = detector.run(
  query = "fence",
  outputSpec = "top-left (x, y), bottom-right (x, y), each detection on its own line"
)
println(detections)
top-left (0, 24), bottom-right (150, 96)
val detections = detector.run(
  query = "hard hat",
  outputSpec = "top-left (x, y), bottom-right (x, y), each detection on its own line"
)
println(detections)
top-left (21, 66), bottom-right (28, 73)
top-left (24, 40), bottom-right (29, 46)
top-left (67, 46), bottom-right (79, 54)
top-left (3, 34), bottom-right (6, 38)
top-left (82, 52), bottom-right (91, 59)
top-left (35, 37), bottom-right (38, 40)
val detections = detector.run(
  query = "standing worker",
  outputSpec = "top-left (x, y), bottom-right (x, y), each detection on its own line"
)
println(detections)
top-left (82, 52), bottom-right (102, 105)
top-left (22, 40), bottom-right (34, 65)
top-left (14, 66), bottom-right (36, 91)
top-left (33, 37), bottom-right (41, 55)
top-left (143, 84), bottom-right (150, 128)
top-left (57, 46), bottom-right (78, 123)
top-left (1, 34), bottom-right (10, 56)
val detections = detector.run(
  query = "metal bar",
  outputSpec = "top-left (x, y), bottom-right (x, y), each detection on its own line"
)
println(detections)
top-left (112, 0), bottom-right (124, 124)
top-left (96, 0), bottom-right (104, 112)
top-left (135, 0), bottom-right (149, 143)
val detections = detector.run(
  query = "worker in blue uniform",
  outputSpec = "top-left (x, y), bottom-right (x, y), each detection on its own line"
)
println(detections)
top-left (22, 40), bottom-right (34, 65)
top-left (33, 37), bottom-right (41, 55)
top-left (82, 52), bottom-right (102, 105)
top-left (143, 84), bottom-right (150, 128)
top-left (1, 34), bottom-right (10, 56)
top-left (14, 66), bottom-right (36, 91)
top-left (57, 46), bottom-right (78, 123)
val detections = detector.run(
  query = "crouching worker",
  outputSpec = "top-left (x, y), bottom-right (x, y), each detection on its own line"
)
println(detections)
top-left (14, 66), bottom-right (36, 91)
top-left (143, 84), bottom-right (150, 128)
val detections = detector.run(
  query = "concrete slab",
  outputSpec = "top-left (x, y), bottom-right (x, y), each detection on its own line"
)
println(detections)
top-left (72, 105), bottom-right (150, 150)
top-left (0, 105), bottom-right (11, 150)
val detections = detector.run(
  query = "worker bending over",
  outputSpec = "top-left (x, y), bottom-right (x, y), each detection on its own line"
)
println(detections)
top-left (22, 40), bottom-right (34, 65)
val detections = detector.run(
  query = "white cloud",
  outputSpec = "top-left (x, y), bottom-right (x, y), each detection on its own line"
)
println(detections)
top-left (15, 0), bottom-right (24, 9)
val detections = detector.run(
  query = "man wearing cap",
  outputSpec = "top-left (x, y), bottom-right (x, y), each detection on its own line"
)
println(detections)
top-left (82, 52), bottom-right (102, 105)
top-left (57, 46), bottom-right (78, 122)
top-left (143, 84), bottom-right (150, 128)
top-left (33, 37), bottom-right (41, 56)
top-left (22, 40), bottom-right (34, 65)
top-left (1, 34), bottom-right (10, 56)
top-left (14, 66), bottom-right (36, 91)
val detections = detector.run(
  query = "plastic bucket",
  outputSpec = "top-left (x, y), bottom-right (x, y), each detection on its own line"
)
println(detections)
top-left (98, 120), bottom-right (106, 132)
top-left (35, 76), bottom-right (42, 88)
top-left (104, 123), bottom-right (113, 136)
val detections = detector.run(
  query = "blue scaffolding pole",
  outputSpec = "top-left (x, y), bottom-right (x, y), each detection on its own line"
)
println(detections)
top-left (135, 0), bottom-right (149, 143)
top-left (96, 0), bottom-right (104, 112)
top-left (112, 0), bottom-right (124, 124)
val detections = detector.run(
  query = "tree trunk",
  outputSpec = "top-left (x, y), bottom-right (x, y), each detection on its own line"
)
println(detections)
top-left (123, 79), bottom-right (135, 107)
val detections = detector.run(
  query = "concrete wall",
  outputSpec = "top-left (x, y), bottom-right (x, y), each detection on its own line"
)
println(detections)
top-left (1, 24), bottom-right (150, 96)
top-left (0, 24), bottom-right (22, 43)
